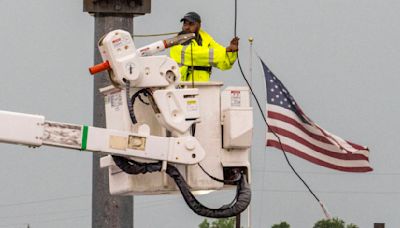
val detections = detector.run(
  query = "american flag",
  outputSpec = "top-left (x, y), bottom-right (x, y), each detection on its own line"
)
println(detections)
top-left (262, 59), bottom-right (372, 172)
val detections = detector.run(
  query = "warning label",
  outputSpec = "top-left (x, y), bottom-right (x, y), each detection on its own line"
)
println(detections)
top-left (187, 100), bottom-right (198, 112)
top-left (230, 90), bottom-right (241, 107)
top-left (110, 93), bottom-right (123, 111)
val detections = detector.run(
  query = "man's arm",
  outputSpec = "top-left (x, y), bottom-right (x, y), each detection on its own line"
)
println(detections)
top-left (209, 37), bottom-right (239, 70)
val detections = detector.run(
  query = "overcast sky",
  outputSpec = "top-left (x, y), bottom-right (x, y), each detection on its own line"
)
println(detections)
top-left (0, 0), bottom-right (399, 227)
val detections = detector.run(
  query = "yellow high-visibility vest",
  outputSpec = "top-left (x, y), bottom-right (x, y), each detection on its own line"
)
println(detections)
top-left (170, 29), bottom-right (237, 82)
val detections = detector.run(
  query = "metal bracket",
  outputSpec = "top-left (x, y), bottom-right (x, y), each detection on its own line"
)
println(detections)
top-left (83, 0), bottom-right (151, 14)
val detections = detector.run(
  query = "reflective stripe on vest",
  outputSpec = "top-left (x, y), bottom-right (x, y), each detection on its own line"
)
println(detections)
top-left (181, 45), bottom-right (188, 65)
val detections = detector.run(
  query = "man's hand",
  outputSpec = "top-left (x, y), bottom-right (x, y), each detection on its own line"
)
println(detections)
top-left (226, 37), bottom-right (240, 52)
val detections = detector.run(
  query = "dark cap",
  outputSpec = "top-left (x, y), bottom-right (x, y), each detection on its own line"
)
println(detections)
top-left (180, 12), bottom-right (201, 23)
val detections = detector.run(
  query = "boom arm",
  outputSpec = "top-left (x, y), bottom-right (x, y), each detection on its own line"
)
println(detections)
top-left (0, 111), bottom-right (204, 165)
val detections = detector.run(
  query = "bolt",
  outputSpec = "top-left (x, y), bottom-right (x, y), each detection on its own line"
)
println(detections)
top-left (129, 1), bottom-right (136, 7)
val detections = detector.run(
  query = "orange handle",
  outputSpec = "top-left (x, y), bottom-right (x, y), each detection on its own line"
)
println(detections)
top-left (89, 61), bottom-right (110, 75)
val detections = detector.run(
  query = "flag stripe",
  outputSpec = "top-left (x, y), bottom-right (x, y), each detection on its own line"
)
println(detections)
top-left (268, 105), bottom-right (368, 151)
top-left (268, 111), bottom-right (333, 145)
top-left (267, 140), bottom-right (373, 172)
top-left (267, 126), bottom-right (369, 160)
top-left (268, 105), bottom-right (369, 154)
top-left (268, 105), bottom-right (340, 139)
top-left (267, 117), bottom-right (339, 152)
top-left (267, 110), bottom-right (370, 158)
top-left (267, 132), bottom-right (370, 166)
top-left (347, 141), bottom-right (367, 150)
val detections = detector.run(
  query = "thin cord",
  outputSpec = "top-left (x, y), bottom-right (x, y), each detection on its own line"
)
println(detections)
top-left (132, 31), bottom-right (178, 37)
top-left (234, 0), bottom-right (237, 37)
top-left (191, 42), bottom-right (195, 88)
top-left (233, 0), bottom-right (325, 210)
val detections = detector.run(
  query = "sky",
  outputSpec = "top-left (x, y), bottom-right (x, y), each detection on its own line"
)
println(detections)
top-left (0, 0), bottom-right (400, 227)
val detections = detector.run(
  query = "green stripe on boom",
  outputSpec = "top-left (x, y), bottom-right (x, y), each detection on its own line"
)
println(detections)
top-left (81, 125), bottom-right (88, 150)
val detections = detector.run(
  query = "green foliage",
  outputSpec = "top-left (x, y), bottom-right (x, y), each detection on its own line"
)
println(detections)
top-left (313, 217), bottom-right (358, 228)
top-left (198, 218), bottom-right (236, 228)
top-left (346, 224), bottom-right (359, 228)
top-left (199, 219), bottom-right (210, 228)
top-left (211, 217), bottom-right (235, 228)
top-left (271, 221), bottom-right (290, 228)
top-left (313, 217), bottom-right (345, 228)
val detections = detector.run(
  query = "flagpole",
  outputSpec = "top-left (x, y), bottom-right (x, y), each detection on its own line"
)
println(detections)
top-left (248, 37), bottom-right (254, 101)
top-left (247, 36), bottom-right (254, 228)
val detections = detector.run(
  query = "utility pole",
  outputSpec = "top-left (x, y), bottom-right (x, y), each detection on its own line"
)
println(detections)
top-left (83, 1), bottom-right (151, 227)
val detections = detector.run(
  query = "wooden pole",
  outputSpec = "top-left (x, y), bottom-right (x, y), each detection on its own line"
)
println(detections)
top-left (84, 1), bottom-right (151, 227)
top-left (92, 14), bottom-right (134, 228)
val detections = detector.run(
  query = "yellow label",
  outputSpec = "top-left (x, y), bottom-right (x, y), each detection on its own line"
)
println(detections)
top-left (109, 136), bottom-right (128, 150)
top-left (128, 135), bottom-right (146, 151)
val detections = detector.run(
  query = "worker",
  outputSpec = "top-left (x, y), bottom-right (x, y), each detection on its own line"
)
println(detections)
top-left (170, 12), bottom-right (239, 82)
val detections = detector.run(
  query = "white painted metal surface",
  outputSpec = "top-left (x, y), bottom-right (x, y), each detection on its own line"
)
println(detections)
top-left (221, 86), bottom-right (251, 123)
top-left (185, 83), bottom-right (225, 190)
top-left (86, 127), bottom-right (205, 164)
top-left (0, 111), bottom-right (44, 146)
top-left (223, 108), bottom-right (253, 148)
top-left (153, 88), bottom-right (200, 135)
top-left (99, 29), bottom-right (180, 88)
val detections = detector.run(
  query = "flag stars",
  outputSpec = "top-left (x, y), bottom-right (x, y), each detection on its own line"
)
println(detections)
top-left (266, 69), bottom-right (299, 112)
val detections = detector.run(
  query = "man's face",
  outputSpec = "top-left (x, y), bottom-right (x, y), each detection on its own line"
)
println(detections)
top-left (182, 20), bottom-right (200, 34)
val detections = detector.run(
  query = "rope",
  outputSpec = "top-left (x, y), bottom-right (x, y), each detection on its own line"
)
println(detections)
top-left (233, 0), bottom-right (330, 219)
top-left (132, 32), bottom-right (178, 38)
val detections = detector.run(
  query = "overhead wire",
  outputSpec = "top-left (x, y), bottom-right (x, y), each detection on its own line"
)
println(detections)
top-left (0, 215), bottom-right (89, 228)
top-left (0, 194), bottom-right (90, 208)
top-left (0, 208), bottom-right (88, 220)
top-left (233, 0), bottom-right (330, 218)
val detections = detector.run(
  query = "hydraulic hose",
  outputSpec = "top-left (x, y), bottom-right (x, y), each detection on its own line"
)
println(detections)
top-left (166, 164), bottom-right (251, 218)
top-left (112, 156), bottom-right (251, 218)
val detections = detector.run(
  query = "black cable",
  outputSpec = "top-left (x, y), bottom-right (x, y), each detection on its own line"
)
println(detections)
top-left (189, 42), bottom-right (197, 137)
top-left (112, 155), bottom-right (251, 218)
top-left (191, 42), bottom-right (195, 88)
top-left (198, 163), bottom-right (241, 185)
top-left (234, 0), bottom-right (237, 37)
top-left (233, 0), bottom-right (321, 203)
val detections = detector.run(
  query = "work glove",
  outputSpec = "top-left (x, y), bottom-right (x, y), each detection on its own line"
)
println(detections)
top-left (226, 37), bottom-right (239, 52)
